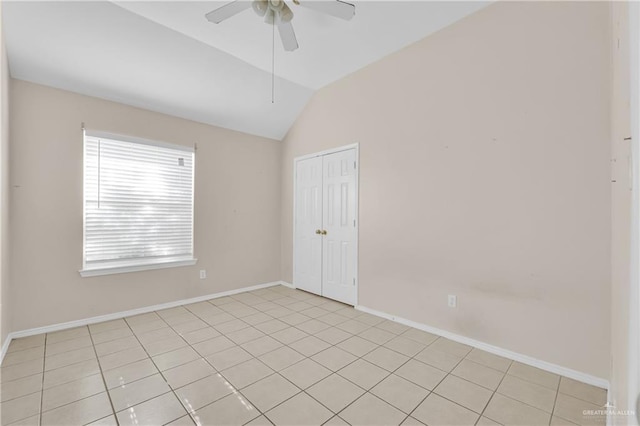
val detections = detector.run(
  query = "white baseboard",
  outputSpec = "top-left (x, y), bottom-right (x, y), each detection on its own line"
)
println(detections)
top-left (0, 280), bottom-right (288, 365)
top-left (355, 304), bottom-right (610, 390)
top-left (3, 280), bottom-right (609, 392)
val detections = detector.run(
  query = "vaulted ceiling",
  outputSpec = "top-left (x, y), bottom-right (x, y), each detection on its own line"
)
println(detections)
top-left (3, 1), bottom-right (489, 140)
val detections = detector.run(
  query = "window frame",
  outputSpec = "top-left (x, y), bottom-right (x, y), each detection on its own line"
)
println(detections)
top-left (79, 130), bottom-right (197, 277)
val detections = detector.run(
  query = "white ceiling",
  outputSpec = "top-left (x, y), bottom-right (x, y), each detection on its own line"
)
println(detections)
top-left (3, 1), bottom-right (490, 140)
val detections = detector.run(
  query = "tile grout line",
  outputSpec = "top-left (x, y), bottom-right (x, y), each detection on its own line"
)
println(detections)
top-left (186, 292), bottom-right (448, 424)
top-left (27, 333), bottom-right (103, 420)
top-left (19, 347), bottom-right (97, 381)
top-left (46, 308), bottom-right (259, 417)
top-left (298, 323), bottom-right (439, 424)
top-left (19, 378), bottom-right (113, 422)
top-left (37, 300), bottom-right (273, 422)
top-left (549, 374), bottom-right (563, 425)
top-left (0, 378), bottom-right (42, 405)
top-left (139, 291), bottom-right (304, 424)
top-left (189, 324), bottom-right (279, 424)
top-left (38, 333), bottom-right (47, 426)
top-left (11, 337), bottom-right (109, 416)
top-left (487, 368), bottom-right (567, 420)
top-left (331, 338), bottom-right (425, 422)
top-left (402, 342), bottom-right (472, 426)
top-left (182, 290), bottom-right (341, 424)
top-left (199, 293), bottom-right (299, 425)
top-left (16, 297), bottom-right (427, 423)
top-left (165, 299), bottom-right (273, 425)
top-left (6, 289), bottom-right (283, 426)
top-left (187, 290), bottom-right (297, 425)
top-left (1, 347), bottom-right (46, 368)
top-left (120, 313), bottom-right (199, 425)
top-left (474, 359), bottom-right (514, 425)
top-left (385, 333), bottom-right (556, 421)
top-left (356, 316), bottom-right (597, 418)
top-left (87, 325), bottom-right (121, 426)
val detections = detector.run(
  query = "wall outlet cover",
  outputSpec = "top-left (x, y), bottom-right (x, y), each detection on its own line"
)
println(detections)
top-left (448, 295), bottom-right (457, 308)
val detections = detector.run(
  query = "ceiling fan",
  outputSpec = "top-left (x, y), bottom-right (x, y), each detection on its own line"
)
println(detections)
top-left (205, 0), bottom-right (356, 52)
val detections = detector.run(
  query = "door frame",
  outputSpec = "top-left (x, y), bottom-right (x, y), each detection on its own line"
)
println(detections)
top-left (629, 0), bottom-right (640, 417)
top-left (293, 143), bottom-right (360, 306)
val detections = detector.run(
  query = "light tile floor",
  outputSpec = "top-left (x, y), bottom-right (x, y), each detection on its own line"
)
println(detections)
top-left (0, 285), bottom-right (607, 426)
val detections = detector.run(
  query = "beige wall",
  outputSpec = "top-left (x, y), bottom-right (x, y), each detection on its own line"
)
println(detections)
top-left (4, 0), bottom-right (620, 386)
top-left (9, 80), bottom-right (282, 332)
top-left (280, 1), bottom-right (612, 379)
top-left (1, 4), bottom-right (11, 345)
top-left (609, 1), bottom-right (633, 418)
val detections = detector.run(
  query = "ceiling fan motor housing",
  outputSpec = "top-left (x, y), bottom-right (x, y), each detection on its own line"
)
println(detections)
top-left (253, 0), bottom-right (293, 24)
top-left (206, 0), bottom-right (354, 52)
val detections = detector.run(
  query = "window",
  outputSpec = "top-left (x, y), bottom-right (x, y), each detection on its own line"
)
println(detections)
top-left (81, 131), bottom-right (196, 277)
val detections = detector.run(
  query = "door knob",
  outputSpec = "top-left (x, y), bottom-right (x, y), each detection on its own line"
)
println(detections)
top-left (321, 230), bottom-right (327, 235)
top-left (315, 229), bottom-right (322, 235)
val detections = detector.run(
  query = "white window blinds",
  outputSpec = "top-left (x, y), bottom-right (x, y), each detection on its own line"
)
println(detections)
top-left (82, 131), bottom-right (195, 274)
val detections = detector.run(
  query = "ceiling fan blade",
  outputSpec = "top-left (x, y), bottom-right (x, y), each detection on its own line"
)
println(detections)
top-left (278, 21), bottom-right (299, 51)
top-left (299, 0), bottom-right (355, 20)
top-left (205, 1), bottom-right (252, 24)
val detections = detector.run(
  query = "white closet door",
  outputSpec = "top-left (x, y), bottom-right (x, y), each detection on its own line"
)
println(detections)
top-left (321, 149), bottom-right (357, 305)
top-left (294, 156), bottom-right (323, 296)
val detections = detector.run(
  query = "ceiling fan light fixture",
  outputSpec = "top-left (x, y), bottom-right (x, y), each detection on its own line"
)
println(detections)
top-left (252, 0), bottom-right (268, 17)
top-left (279, 4), bottom-right (294, 23)
top-left (269, 0), bottom-right (284, 10)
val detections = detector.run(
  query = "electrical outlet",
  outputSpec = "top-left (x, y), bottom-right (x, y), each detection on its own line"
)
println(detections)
top-left (199, 270), bottom-right (206, 280)
top-left (448, 295), bottom-right (457, 308)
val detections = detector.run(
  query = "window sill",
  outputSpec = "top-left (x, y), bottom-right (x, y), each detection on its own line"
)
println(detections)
top-left (79, 258), bottom-right (198, 277)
